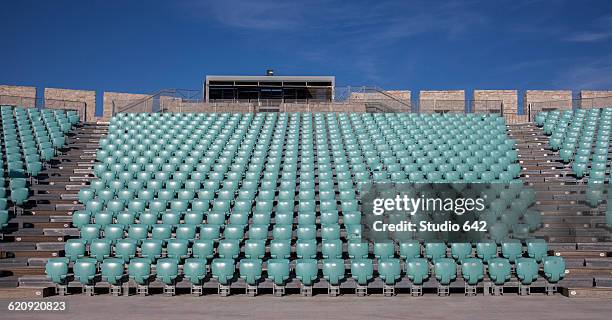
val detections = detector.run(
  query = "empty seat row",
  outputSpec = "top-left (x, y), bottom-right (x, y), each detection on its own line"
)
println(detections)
top-left (45, 255), bottom-right (566, 295)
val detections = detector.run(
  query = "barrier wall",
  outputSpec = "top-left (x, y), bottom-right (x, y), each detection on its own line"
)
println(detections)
top-left (419, 90), bottom-right (465, 113)
top-left (524, 90), bottom-right (572, 120)
top-left (349, 90), bottom-right (411, 101)
top-left (44, 88), bottom-right (95, 122)
top-left (0, 85), bottom-right (36, 107)
top-left (102, 92), bottom-right (150, 120)
top-left (6, 83), bottom-right (612, 122)
top-left (504, 114), bottom-right (529, 124)
top-left (579, 90), bottom-right (612, 109)
top-left (160, 99), bottom-right (367, 113)
top-left (473, 90), bottom-right (517, 115)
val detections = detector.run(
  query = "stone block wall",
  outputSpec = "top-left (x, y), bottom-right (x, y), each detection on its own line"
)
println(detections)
top-left (44, 88), bottom-right (95, 122)
top-left (473, 90), bottom-right (517, 115)
top-left (419, 90), bottom-right (465, 113)
top-left (0, 85), bottom-right (36, 107)
top-left (579, 90), bottom-right (612, 109)
top-left (523, 90), bottom-right (572, 120)
top-left (102, 92), bottom-right (150, 120)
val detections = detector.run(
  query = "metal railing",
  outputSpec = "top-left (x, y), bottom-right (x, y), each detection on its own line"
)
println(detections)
top-left (0, 94), bottom-right (88, 122)
top-left (111, 89), bottom-right (201, 115)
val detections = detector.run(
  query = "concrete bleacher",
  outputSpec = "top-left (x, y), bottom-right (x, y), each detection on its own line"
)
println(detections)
top-left (508, 121), bottom-right (612, 292)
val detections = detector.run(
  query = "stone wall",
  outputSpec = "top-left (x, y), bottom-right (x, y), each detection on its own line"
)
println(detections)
top-left (473, 90), bottom-right (517, 115)
top-left (159, 99), bottom-right (367, 113)
top-left (0, 85), bottom-right (36, 107)
top-left (579, 90), bottom-right (612, 109)
top-left (523, 90), bottom-right (572, 120)
top-left (44, 88), bottom-right (95, 122)
top-left (348, 90), bottom-right (411, 112)
top-left (504, 114), bottom-right (529, 124)
top-left (349, 90), bottom-right (411, 101)
top-left (419, 90), bottom-right (465, 113)
top-left (102, 92), bottom-right (150, 121)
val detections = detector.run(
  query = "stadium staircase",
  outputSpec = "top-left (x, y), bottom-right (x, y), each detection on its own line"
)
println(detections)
top-left (0, 123), bottom-right (108, 291)
top-left (508, 123), bottom-right (612, 295)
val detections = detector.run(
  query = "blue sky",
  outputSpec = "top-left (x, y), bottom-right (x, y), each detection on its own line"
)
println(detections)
top-left (1, 0), bottom-right (612, 114)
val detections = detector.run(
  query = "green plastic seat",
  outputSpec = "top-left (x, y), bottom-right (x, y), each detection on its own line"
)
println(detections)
top-left (151, 224), bottom-right (173, 243)
top-left (295, 259), bottom-right (319, 286)
top-left (450, 243), bottom-right (472, 263)
top-left (296, 224), bottom-right (316, 240)
top-left (200, 224), bottom-right (221, 241)
top-left (224, 225), bottom-right (245, 240)
top-left (64, 239), bottom-right (87, 262)
top-left (116, 212), bottom-right (136, 226)
top-left (206, 212), bottom-right (226, 225)
top-left (400, 240), bottom-right (421, 260)
top-left (218, 239), bottom-right (240, 259)
top-left (80, 224), bottom-right (101, 244)
top-left (166, 239), bottom-right (189, 261)
top-left (175, 225), bottom-right (197, 242)
top-left (94, 211), bottom-right (114, 227)
top-left (526, 239), bottom-right (548, 262)
top-left (542, 256), bottom-right (566, 283)
top-left (244, 240), bottom-right (266, 259)
top-left (192, 239), bottom-right (215, 260)
top-left (90, 238), bottom-right (112, 262)
top-left (103, 224), bottom-right (125, 244)
top-left (434, 258), bottom-right (457, 285)
top-left (321, 240), bottom-right (343, 259)
top-left (10, 187), bottom-right (28, 205)
top-left (71, 211), bottom-right (91, 228)
top-left (74, 258), bottom-right (98, 285)
top-left (140, 239), bottom-right (163, 262)
top-left (251, 213), bottom-right (271, 225)
top-left (270, 240), bottom-right (291, 259)
top-left (272, 224), bottom-right (292, 240)
top-left (487, 257), bottom-right (511, 285)
top-left (239, 258), bottom-right (263, 285)
top-left (127, 224), bottom-right (149, 244)
top-left (101, 258), bottom-right (125, 285)
top-left (45, 258), bottom-right (69, 284)
top-left (322, 259), bottom-right (345, 285)
top-left (350, 258), bottom-right (373, 286)
top-left (128, 258), bottom-right (152, 285)
top-left (211, 258), bottom-right (235, 285)
top-left (476, 241), bottom-right (497, 263)
top-left (425, 241), bottom-right (447, 262)
top-left (378, 258), bottom-right (401, 285)
top-left (296, 239), bottom-right (317, 259)
top-left (156, 258), bottom-right (179, 285)
top-left (406, 258), bottom-right (429, 285)
top-left (373, 241), bottom-right (395, 259)
top-left (461, 258), bottom-right (484, 285)
top-left (114, 239), bottom-right (138, 263)
top-left (501, 239), bottom-right (523, 263)
top-left (348, 241), bottom-right (369, 259)
top-left (516, 257), bottom-right (538, 285)
top-left (184, 212), bottom-right (204, 225)
top-left (267, 258), bottom-right (291, 286)
top-left (321, 224), bottom-right (340, 241)
top-left (247, 224), bottom-right (269, 240)
top-left (183, 258), bottom-right (207, 285)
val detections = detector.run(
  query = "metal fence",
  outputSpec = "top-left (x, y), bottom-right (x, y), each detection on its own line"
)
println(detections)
top-left (0, 94), bottom-right (88, 122)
